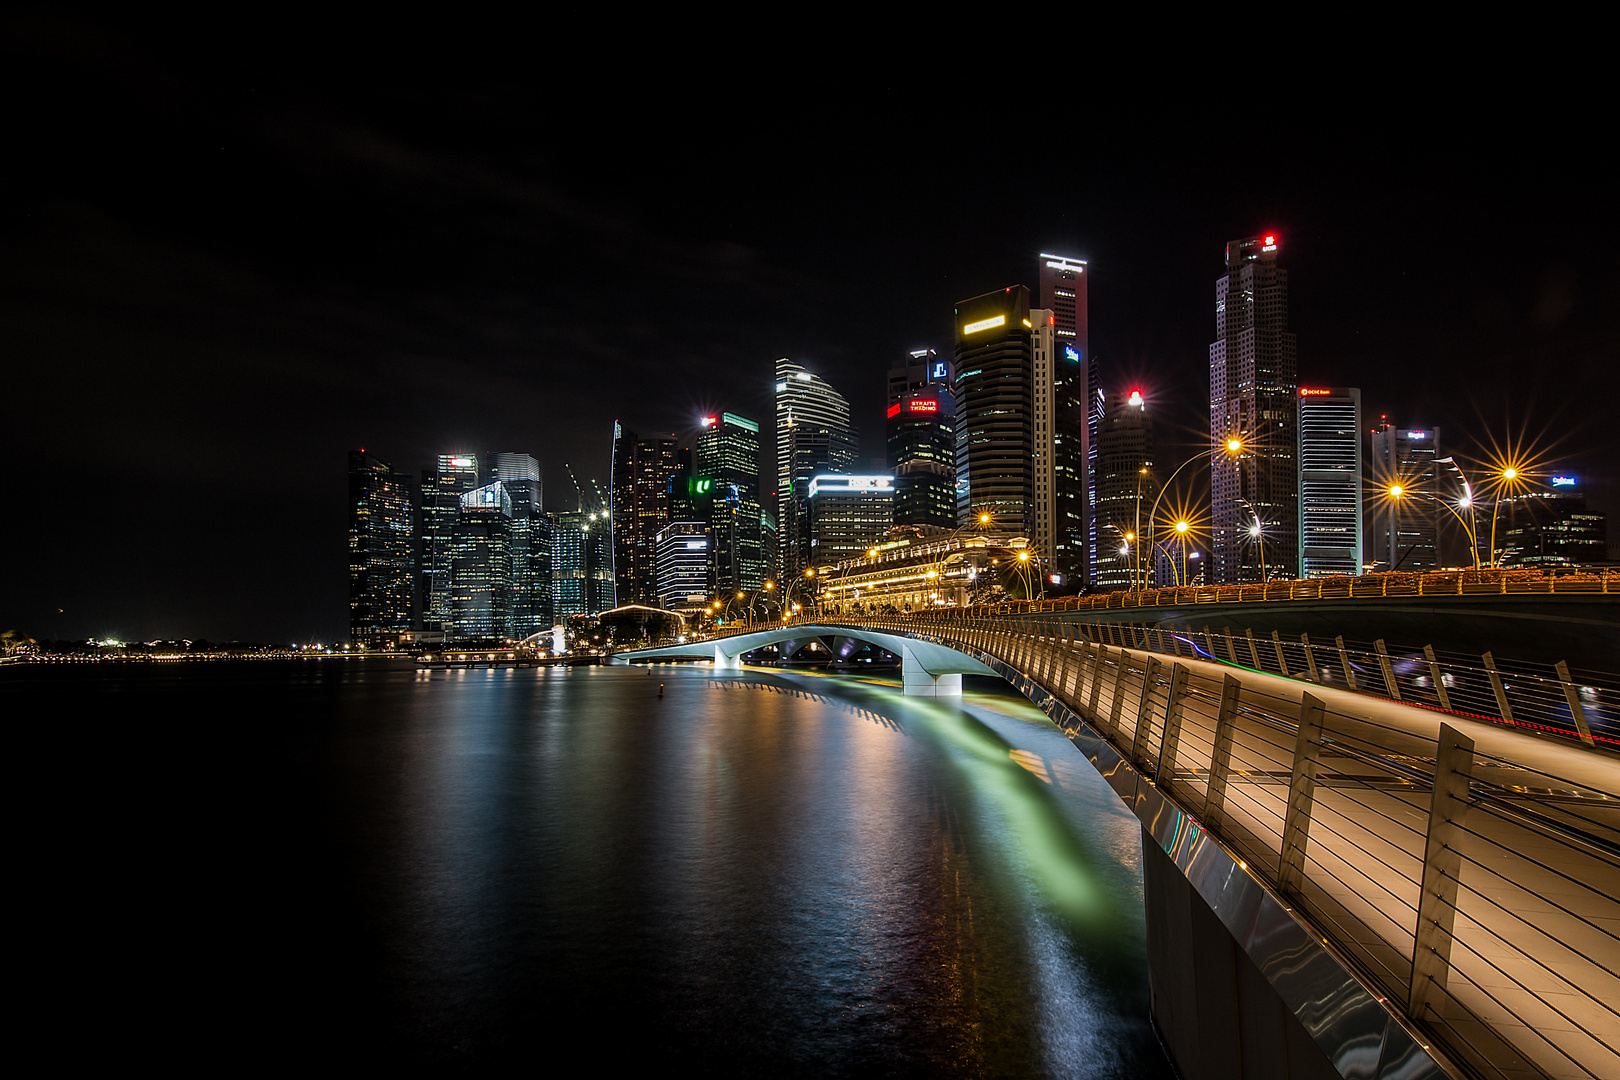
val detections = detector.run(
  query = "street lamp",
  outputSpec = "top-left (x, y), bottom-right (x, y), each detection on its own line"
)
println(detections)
top-left (1136, 436), bottom-right (1252, 592)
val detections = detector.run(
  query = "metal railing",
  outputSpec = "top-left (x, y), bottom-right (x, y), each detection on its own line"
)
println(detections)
top-left (820, 613), bottom-right (1620, 1080)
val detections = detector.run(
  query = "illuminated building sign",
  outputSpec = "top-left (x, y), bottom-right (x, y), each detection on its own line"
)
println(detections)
top-left (908, 400), bottom-right (938, 413)
top-left (450, 457), bottom-right (474, 467)
top-left (886, 403), bottom-right (901, 418)
top-left (963, 314), bottom-right (1006, 334)
top-left (1408, 431), bottom-right (1428, 440)
top-left (1552, 476), bottom-right (1577, 487)
top-left (700, 416), bottom-right (717, 427)
top-left (1262, 234), bottom-right (1278, 251)
top-left (721, 411), bottom-right (759, 433)
top-left (1128, 389), bottom-right (1144, 407)
top-left (1062, 344), bottom-right (1080, 362)
top-left (930, 362), bottom-right (948, 379)
top-left (1299, 388), bottom-right (1331, 396)
top-left (808, 475), bottom-right (894, 497)
top-left (693, 479), bottom-right (712, 495)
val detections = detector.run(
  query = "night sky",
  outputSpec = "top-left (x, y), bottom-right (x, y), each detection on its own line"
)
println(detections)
top-left (5, 16), bottom-right (1617, 642)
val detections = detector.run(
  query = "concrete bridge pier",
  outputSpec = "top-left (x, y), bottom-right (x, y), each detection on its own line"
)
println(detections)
top-left (713, 644), bottom-right (740, 669)
top-left (901, 643), bottom-right (962, 697)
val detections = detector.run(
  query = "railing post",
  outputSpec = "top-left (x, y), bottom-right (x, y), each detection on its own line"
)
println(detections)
top-left (1554, 661), bottom-right (1597, 746)
top-left (1245, 628), bottom-right (1262, 670)
top-left (1131, 657), bottom-right (1162, 772)
top-left (1272, 630), bottom-right (1291, 677)
top-left (1279, 693), bottom-right (1326, 895)
top-left (1203, 628), bottom-right (1216, 660)
top-left (1424, 645), bottom-right (1451, 711)
top-left (1482, 651), bottom-right (1515, 725)
top-left (1156, 663), bottom-right (1191, 787)
top-left (1375, 639), bottom-right (1401, 701)
top-left (1223, 627), bottom-right (1238, 664)
top-left (1087, 645), bottom-right (1106, 720)
top-left (1410, 723), bottom-right (1476, 1019)
top-left (1108, 654), bottom-right (1132, 738)
top-left (1335, 635), bottom-right (1357, 690)
top-left (1300, 632), bottom-right (1321, 683)
top-left (1204, 674), bottom-right (1241, 830)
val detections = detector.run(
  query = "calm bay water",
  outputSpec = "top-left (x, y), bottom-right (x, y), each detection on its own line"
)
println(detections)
top-left (17, 660), bottom-right (1170, 1076)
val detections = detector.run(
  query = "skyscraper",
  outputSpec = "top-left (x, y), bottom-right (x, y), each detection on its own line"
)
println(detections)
top-left (1297, 387), bottom-right (1363, 578)
top-left (954, 286), bottom-right (1034, 536)
top-left (805, 475), bottom-right (895, 566)
top-left (1092, 388), bottom-right (1156, 592)
top-left (655, 521), bottom-right (712, 610)
top-left (1369, 422), bottom-right (1440, 572)
top-left (487, 452), bottom-right (551, 636)
top-left (610, 424), bottom-right (679, 608)
top-left (348, 450), bottom-right (414, 645)
top-left (450, 480), bottom-right (512, 639)
top-left (552, 508), bottom-right (614, 617)
top-left (698, 411), bottom-right (765, 595)
top-left (775, 359), bottom-right (857, 580)
top-left (886, 384), bottom-right (958, 530)
top-left (1037, 254), bottom-right (1094, 587)
top-left (1210, 234), bottom-right (1299, 583)
top-left (419, 454), bottom-right (480, 633)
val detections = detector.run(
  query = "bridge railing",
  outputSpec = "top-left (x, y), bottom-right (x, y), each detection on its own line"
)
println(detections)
top-left (835, 613), bottom-right (1620, 1080)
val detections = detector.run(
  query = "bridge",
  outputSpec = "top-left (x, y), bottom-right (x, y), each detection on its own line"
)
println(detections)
top-left (616, 606), bottom-right (1619, 1080)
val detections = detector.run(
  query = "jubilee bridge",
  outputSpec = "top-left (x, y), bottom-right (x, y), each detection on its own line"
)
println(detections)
top-left (616, 605), bottom-right (1619, 1080)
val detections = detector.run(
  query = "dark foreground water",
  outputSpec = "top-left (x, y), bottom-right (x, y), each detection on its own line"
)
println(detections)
top-left (17, 660), bottom-right (1170, 1076)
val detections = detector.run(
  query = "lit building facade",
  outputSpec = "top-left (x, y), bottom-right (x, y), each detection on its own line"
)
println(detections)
top-left (552, 508), bottom-right (614, 617)
top-left (1210, 234), bottom-right (1298, 583)
top-left (655, 521), bottom-right (712, 611)
top-left (419, 454), bottom-right (479, 633)
top-left (954, 286), bottom-right (1034, 537)
top-left (1297, 387), bottom-right (1363, 578)
top-left (610, 424), bottom-right (680, 608)
top-left (1495, 477), bottom-right (1607, 567)
top-left (697, 411), bottom-right (765, 595)
top-left (450, 481), bottom-right (513, 639)
top-left (805, 475), bottom-right (895, 567)
top-left (348, 450), bottom-right (414, 645)
top-left (886, 386), bottom-right (958, 529)
top-left (1368, 423), bottom-right (1440, 572)
top-left (1092, 389), bottom-right (1156, 592)
top-left (775, 359), bottom-right (857, 581)
top-left (487, 452), bottom-right (551, 636)
top-left (1037, 254), bottom-right (1094, 587)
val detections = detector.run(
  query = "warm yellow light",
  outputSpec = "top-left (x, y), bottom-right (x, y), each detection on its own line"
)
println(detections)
top-left (1389, 484), bottom-right (1404, 497)
top-left (804, 569), bottom-right (814, 578)
top-left (764, 582), bottom-right (774, 590)
top-left (1226, 438), bottom-right (1243, 453)
top-left (1502, 467), bottom-right (1518, 480)
top-left (1018, 551), bottom-right (1030, 561)
top-left (925, 570), bottom-right (938, 579)
top-left (963, 314), bottom-right (1006, 334)
top-left (737, 591), bottom-right (744, 599)
top-left (979, 512), bottom-right (991, 524)
top-left (1125, 532), bottom-right (1134, 542)
top-left (1175, 520), bottom-right (1190, 534)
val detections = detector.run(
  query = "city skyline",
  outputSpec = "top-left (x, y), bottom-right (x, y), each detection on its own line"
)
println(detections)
top-left (6, 22), bottom-right (1616, 641)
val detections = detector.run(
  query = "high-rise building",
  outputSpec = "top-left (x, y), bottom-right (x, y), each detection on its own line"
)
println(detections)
top-left (1297, 387), bottom-right (1363, 578)
top-left (775, 359), bottom-right (857, 581)
top-left (886, 383), bottom-right (958, 530)
top-left (1368, 422), bottom-right (1441, 572)
top-left (1495, 476), bottom-right (1607, 567)
top-left (1037, 254), bottom-right (1094, 587)
top-left (1092, 388), bottom-right (1157, 592)
top-left (610, 424), bottom-right (680, 608)
top-left (552, 508), bottom-right (614, 617)
top-left (348, 450), bottom-right (414, 645)
top-left (697, 411), bottom-right (765, 595)
top-left (805, 475), bottom-right (895, 566)
top-left (1210, 234), bottom-right (1299, 583)
top-left (887, 347), bottom-right (952, 404)
top-left (655, 521), bottom-right (712, 611)
top-left (954, 286), bottom-right (1034, 537)
top-left (487, 452), bottom-right (551, 636)
top-left (419, 454), bottom-right (480, 633)
top-left (450, 481), bottom-right (513, 639)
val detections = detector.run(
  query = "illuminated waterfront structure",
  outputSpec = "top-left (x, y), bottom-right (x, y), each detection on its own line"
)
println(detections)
top-left (1297, 387), bottom-right (1363, 578)
top-left (805, 475), bottom-right (895, 566)
top-left (487, 452), bottom-right (551, 636)
top-left (818, 532), bottom-right (1022, 613)
top-left (654, 521), bottom-right (712, 611)
top-left (1210, 234), bottom-right (1298, 583)
top-left (886, 384), bottom-right (957, 529)
top-left (1495, 476), bottom-right (1606, 567)
top-left (775, 359), bottom-right (857, 581)
top-left (1037, 253), bottom-right (1094, 587)
top-left (348, 450), bottom-right (414, 645)
top-left (1092, 389), bottom-right (1156, 591)
top-left (954, 286), bottom-right (1034, 536)
top-left (450, 481), bottom-right (512, 638)
top-left (610, 424), bottom-right (680, 608)
top-left (1368, 422), bottom-right (1440, 572)
top-left (552, 508), bottom-right (614, 617)
top-left (697, 411), bottom-right (765, 595)
top-left (418, 454), bottom-right (480, 633)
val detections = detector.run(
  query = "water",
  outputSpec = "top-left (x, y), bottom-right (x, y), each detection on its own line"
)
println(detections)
top-left (14, 661), bottom-right (1171, 1076)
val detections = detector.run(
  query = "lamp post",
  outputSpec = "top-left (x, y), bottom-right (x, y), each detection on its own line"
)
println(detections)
top-left (1386, 483), bottom-right (1481, 570)
top-left (1236, 496), bottom-right (1266, 583)
top-left (1136, 436), bottom-right (1250, 592)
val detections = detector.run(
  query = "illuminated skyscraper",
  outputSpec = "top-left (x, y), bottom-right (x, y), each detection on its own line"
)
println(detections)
top-left (698, 411), bottom-right (765, 594)
top-left (775, 359), bottom-right (857, 580)
top-left (419, 454), bottom-right (479, 633)
top-left (954, 286), bottom-right (1034, 536)
top-left (1092, 389), bottom-right (1156, 592)
top-left (610, 424), bottom-right (680, 608)
top-left (1210, 234), bottom-right (1298, 583)
top-left (1369, 422), bottom-right (1440, 572)
top-left (487, 452), bottom-right (551, 636)
top-left (1037, 254), bottom-right (1094, 586)
top-left (450, 481), bottom-right (512, 639)
top-left (655, 521), bottom-right (712, 611)
top-left (552, 508), bottom-right (614, 617)
top-left (805, 475), bottom-right (895, 566)
top-left (1296, 388), bottom-right (1363, 578)
top-left (348, 450), bottom-right (414, 645)
top-left (886, 384), bottom-right (958, 530)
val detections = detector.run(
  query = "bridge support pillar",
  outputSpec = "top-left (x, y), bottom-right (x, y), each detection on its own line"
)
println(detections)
top-left (713, 645), bottom-right (741, 669)
top-left (901, 644), bottom-right (961, 696)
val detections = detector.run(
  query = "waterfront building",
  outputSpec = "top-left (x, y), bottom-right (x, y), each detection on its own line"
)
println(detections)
top-left (1210, 234), bottom-right (1299, 583)
top-left (886, 384), bottom-right (958, 530)
top-left (610, 424), bottom-right (680, 608)
top-left (487, 452), bottom-right (551, 637)
top-left (954, 286), bottom-right (1034, 537)
top-left (775, 359), bottom-right (858, 581)
top-left (418, 454), bottom-right (480, 633)
top-left (805, 475), bottom-right (895, 567)
top-left (1092, 389), bottom-right (1157, 592)
top-left (697, 411), bottom-right (765, 595)
top-left (1495, 476), bottom-right (1608, 567)
top-left (818, 531), bottom-right (1022, 613)
top-left (654, 521), bottom-right (712, 611)
top-left (1037, 253), bottom-right (1094, 587)
top-left (450, 481), bottom-right (513, 639)
top-left (1297, 387), bottom-right (1363, 578)
top-left (348, 449), bottom-right (414, 645)
top-left (552, 508), bottom-right (614, 617)
top-left (1368, 422), bottom-right (1440, 572)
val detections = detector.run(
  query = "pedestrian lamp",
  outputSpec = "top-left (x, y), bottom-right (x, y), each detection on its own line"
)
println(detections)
top-left (1173, 520), bottom-right (1192, 586)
